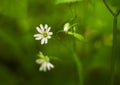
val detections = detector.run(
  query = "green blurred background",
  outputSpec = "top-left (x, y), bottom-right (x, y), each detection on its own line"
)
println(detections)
top-left (0, 0), bottom-right (120, 85)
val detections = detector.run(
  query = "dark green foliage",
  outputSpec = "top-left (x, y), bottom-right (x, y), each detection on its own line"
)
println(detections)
top-left (0, 0), bottom-right (120, 85)
top-left (106, 0), bottom-right (120, 7)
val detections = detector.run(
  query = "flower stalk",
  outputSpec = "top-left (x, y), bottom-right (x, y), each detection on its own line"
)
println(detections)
top-left (103, 0), bottom-right (120, 85)
top-left (69, 3), bottom-right (84, 85)
top-left (72, 26), bottom-right (83, 85)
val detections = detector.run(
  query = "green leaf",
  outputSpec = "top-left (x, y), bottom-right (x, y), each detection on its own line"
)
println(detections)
top-left (55, 0), bottom-right (82, 4)
top-left (68, 32), bottom-right (84, 40)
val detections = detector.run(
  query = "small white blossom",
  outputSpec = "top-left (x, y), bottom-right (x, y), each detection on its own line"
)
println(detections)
top-left (63, 23), bottom-right (70, 32)
top-left (36, 52), bottom-right (54, 72)
top-left (34, 24), bottom-right (53, 45)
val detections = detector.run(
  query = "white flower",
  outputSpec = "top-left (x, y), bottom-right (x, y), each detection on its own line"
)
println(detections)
top-left (63, 23), bottom-right (70, 32)
top-left (34, 24), bottom-right (53, 45)
top-left (36, 52), bottom-right (54, 72)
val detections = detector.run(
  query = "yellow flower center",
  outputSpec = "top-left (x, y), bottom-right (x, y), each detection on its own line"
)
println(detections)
top-left (43, 31), bottom-right (48, 37)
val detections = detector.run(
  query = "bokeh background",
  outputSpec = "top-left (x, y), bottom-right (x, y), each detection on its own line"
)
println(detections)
top-left (0, 0), bottom-right (120, 85)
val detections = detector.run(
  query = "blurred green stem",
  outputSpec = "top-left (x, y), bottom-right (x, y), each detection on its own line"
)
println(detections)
top-left (69, 3), bottom-right (83, 85)
top-left (73, 58), bottom-right (83, 85)
top-left (103, 0), bottom-right (120, 85)
top-left (72, 31), bottom-right (83, 85)
top-left (103, 0), bottom-right (114, 16)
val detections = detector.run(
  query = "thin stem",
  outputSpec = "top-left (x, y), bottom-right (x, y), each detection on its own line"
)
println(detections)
top-left (102, 0), bottom-right (120, 85)
top-left (110, 9), bottom-right (120, 84)
top-left (69, 3), bottom-right (83, 85)
top-left (110, 15), bottom-right (117, 85)
top-left (72, 27), bottom-right (83, 85)
top-left (103, 0), bottom-right (114, 16)
top-left (116, 9), bottom-right (120, 16)
top-left (73, 53), bottom-right (83, 85)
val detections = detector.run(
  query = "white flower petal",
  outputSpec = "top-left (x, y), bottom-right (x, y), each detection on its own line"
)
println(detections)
top-left (49, 63), bottom-right (54, 68)
top-left (40, 63), bottom-right (47, 72)
top-left (35, 37), bottom-right (42, 40)
top-left (64, 23), bottom-right (70, 32)
top-left (47, 27), bottom-right (51, 31)
top-left (40, 24), bottom-right (44, 30)
top-left (47, 63), bottom-right (51, 70)
top-left (34, 34), bottom-right (41, 37)
top-left (35, 36), bottom-right (42, 40)
top-left (49, 32), bottom-right (53, 35)
top-left (41, 38), bottom-right (45, 44)
top-left (43, 63), bottom-right (47, 72)
top-left (47, 36), bottom-right (51, 39)
top-left (39, 64), bottom-right (44, 71)
top-left (36, 27), bottom-right (42, 33)
top-left (64, 27), bottom-right (68, 32)
top-left (34, 34), bottom-right (42, 40)
top-left (47, 63), bottom-right (54, 70)
top-left (45, 24), bottom-right (48, 29)
top-left (44, 38), bottom-right (48, 44)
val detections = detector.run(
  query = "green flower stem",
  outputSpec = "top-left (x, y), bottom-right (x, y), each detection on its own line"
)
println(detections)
top-left (73, 49), bottom-right (83, 85)
top-left (103, 0), bottom-right (114, 16)
top-left (69, 3), bottom-right (83, 85)
top-left (111, 12), bottom-right (120, 85)
top-left (111, 14), bottom-right (117, 85)
top-left (103, 0), bottom-right (120, 85)
top-left (72, 28), bottom-right (83, 85)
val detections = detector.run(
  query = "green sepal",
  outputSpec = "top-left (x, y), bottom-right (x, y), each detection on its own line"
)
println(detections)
top-left (68, 32), bottom-right (84, 40)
